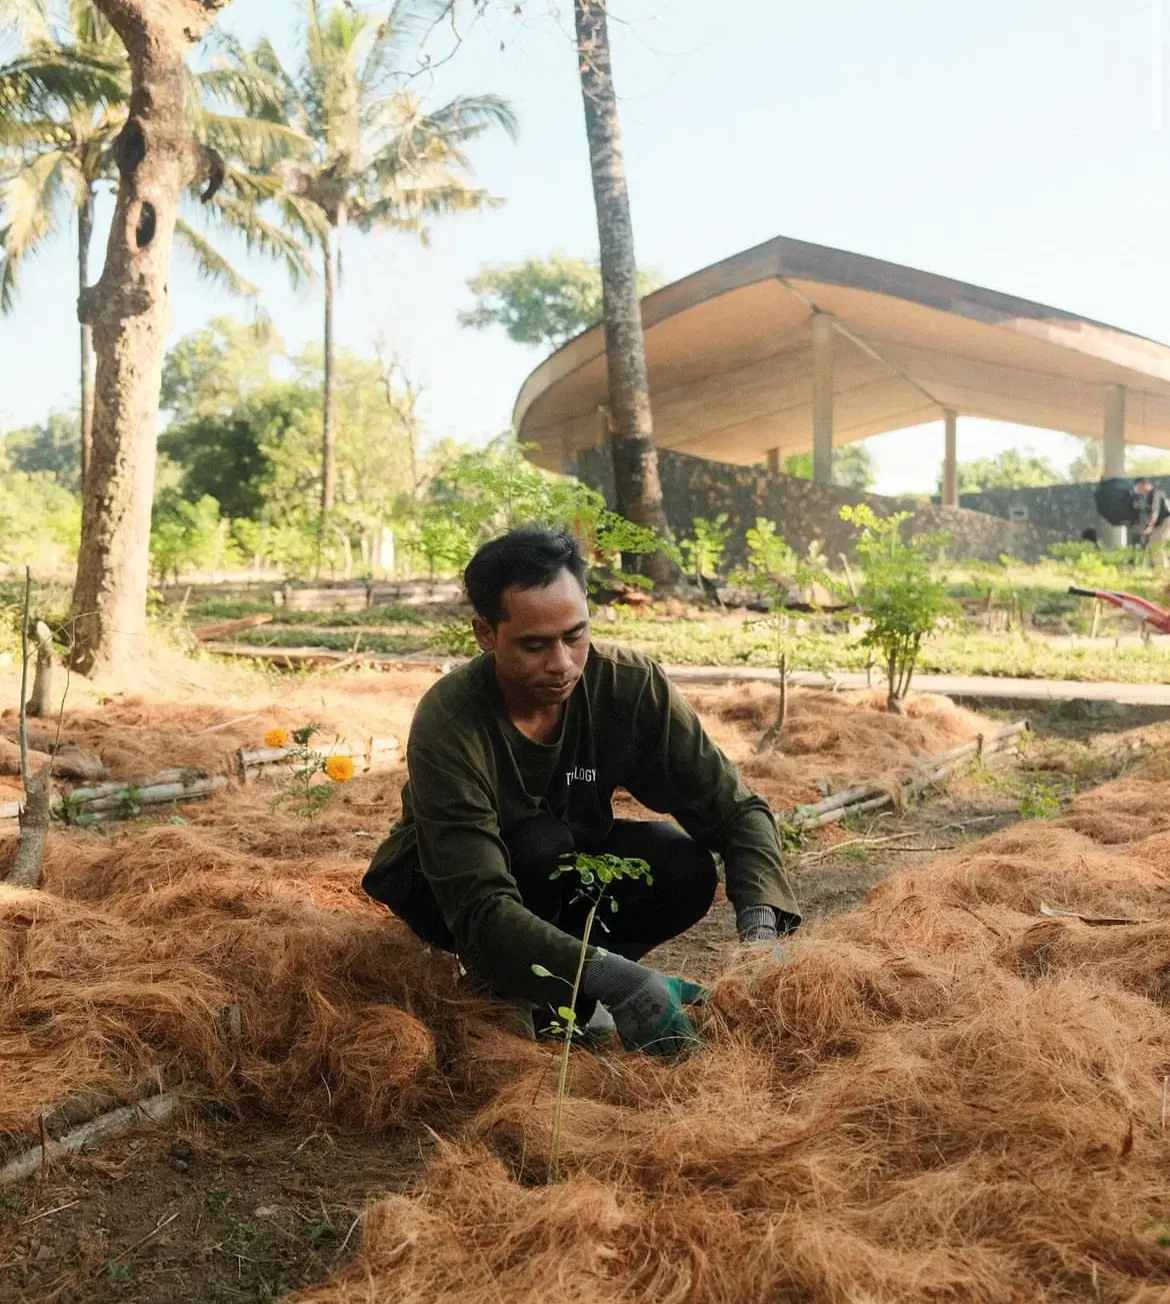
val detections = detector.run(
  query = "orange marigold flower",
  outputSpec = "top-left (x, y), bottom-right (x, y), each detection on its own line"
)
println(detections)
top-left (264, 727), bottom-right (292, 749)
top-left (324, 754), bottom-right (355, 784)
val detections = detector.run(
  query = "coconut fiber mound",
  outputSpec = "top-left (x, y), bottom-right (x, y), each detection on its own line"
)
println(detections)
top-left (0, 802), bottom-right (490, 1146)
top-left (283, 773), bottom-right (1170, 1304)
top-left (677, 684), bottom-right (988, 812)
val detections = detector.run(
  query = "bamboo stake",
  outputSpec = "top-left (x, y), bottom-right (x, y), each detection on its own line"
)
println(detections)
top-left (784, 722), bottom-right (1027, 833)
top-left (0, 1093), bottom-right (180, 1187)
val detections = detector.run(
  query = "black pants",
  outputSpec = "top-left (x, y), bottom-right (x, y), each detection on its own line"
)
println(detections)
top-left (378, 814), bottom-right (718, 966)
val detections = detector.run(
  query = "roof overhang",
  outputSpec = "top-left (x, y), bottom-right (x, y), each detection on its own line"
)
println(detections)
top-left (514, 235), bottom-right (1170, 471)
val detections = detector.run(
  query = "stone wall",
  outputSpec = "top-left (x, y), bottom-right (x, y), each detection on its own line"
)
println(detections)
top-left (573, 446), bottom-right (1064, 565)
top-left (956, 477), bottom-right (1170, 536)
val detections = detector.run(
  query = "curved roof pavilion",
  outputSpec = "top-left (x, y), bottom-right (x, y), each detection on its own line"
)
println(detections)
top-left (513, 235), bottom-right (1170, 519)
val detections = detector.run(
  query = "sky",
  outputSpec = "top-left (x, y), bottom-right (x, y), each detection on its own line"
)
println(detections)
top-left (3, 0), bottom-right (1170, 494)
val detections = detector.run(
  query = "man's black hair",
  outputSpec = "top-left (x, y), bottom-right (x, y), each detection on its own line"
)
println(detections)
top-left (464, 528), bottom-right (588, 624)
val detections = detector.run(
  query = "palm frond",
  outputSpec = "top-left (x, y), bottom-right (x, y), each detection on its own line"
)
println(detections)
top-left (273, 189), bottom-right (328, 249)
top-left (69, 0), bottom-right (121, 57)
top-left (0, 0), bottom-right (51, 44)
top-left (173, 216), bottom-right (260, 299)
top-left (0, 112), bottom-right (69, 152)
top-left (0, 149), bottom-right (68, 262)
top-left (0, 236), bottom-right (19, 313)
top-left (361, 0), bottom-right (456, 92)
top-left (0, 48), bottom-right (127, 118)
top-left (193, 111), bottom-right (308, 169)
top-left (196, 183), bottom-right (316, 290)
top-left (352, 180), bottom-right (500, 236)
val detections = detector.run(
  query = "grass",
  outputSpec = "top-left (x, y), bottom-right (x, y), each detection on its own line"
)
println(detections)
top-left (119, 552), bottom-right (1170, 685)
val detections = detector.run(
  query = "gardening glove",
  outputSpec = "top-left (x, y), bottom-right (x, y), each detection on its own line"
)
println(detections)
top-left (736, 905), bottom-right (778, 943)
top-left (583, 951), bottom-right (708, 1058)
top-left (736, 905), bottom-right (796, 963)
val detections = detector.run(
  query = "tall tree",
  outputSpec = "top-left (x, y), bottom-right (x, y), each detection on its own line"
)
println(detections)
top-left (460, 251), bottom-right (660, 350)
top-left (60, 0), bottom-right (255, 675)
top-left (247, 0), bottom-right (515, 522)
top-left (0, 1), bottom-right (308, 489)
top-left (0, 2), bottom-right (126, 482)
top-left (572, 0), bottom-right (675, 584)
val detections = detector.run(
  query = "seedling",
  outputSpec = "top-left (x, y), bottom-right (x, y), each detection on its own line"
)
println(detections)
top-left (264, 723), bottom-right (354, 819)
top-left (531, 851), bottom-right (652, 1182)
top-left (840, 504), bottom-right (954, 713)
top-left (1019, 779), bottom-right (1063, 820)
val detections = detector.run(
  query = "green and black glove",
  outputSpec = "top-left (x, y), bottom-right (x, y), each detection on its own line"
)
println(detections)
top-left (583, 951), bottom-right (708, 1057)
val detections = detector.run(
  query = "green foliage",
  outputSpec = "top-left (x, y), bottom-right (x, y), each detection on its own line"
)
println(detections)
top-left (267, 723), bottom-right (354, 819)
top-left (1048, 540), bottom-right (1133, 591)
top-left (401, 439), bottom-right (666, 589)
top-left (2, 409), bottom-right (80, 491)
top-left (783, 443), bottom-right (876, 490)
top-left (736, 518), bottom-right (799, 601)
top-left (0, 468), bottom-right (80, 573)
top-left (1068, 440), bottom-right (1170, 483)
top-left (160, 317), bottom-right (283, 427)
top-left (841, 502), bottom-right (953, 709)
top-left (158, 321), bottom-right (419, 577)
top-left (460, 253), bottom-right (661, 350)
top-left (149, 491), bottom-right (237, 584)
top-left (1019, 779), bottom-right (1063, 820)
top-left (678, 514), bottom-right (730, 583)
top-left (951, 448), bottom-right (1059, 492)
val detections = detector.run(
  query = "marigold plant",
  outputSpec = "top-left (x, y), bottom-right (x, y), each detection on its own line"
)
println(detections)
top-left (264, 727), bottom-right (291, 749)
top-left (324, 754), bottom-right (355, 784)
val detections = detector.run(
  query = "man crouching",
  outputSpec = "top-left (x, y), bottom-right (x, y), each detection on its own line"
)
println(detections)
top-left (363, 528), bottom-right (800, 1056)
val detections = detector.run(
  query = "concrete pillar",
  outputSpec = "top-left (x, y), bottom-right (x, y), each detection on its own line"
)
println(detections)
top-left (811, 313), bottom-right (835, 484)
top-left (1101, 383), bottom-right (1127, 547)
top-left (941, 409), bottom-right (958, 508)
top-left (765, 448), bottom-right (781, 474)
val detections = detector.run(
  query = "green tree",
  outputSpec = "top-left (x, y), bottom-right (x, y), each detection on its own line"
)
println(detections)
top-left (0, 4), bottom-right (307, 486)
top-left (460, 252), bottom-right (661, 350)
top-left (948, 448), bottom-right (1058, 493)
top-left (0, 468), bottom-right (80, 572)
top-left (3, 409), bottom-right (81, 490)
top-left (1068, 439), bottom-right (1170, 483)
top-left (242, 0), bottom-right (516, 519)
top-left (158, 322), bottom-right (420, 576)
top-left (783, 444), bottom-right (875, 491)
top-left (149, 490), bottom-right (236, 583)
top-left (841, 503), bottom-right (952, 713)
top-left (160, 315), bottom-right (284, 427)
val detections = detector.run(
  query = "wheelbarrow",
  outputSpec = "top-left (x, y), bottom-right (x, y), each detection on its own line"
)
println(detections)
top-left (1068, 585), bottom-right (1170, 634)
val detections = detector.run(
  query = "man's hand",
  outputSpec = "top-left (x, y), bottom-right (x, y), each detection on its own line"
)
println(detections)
top-left (583, 952), bottom-right (708, 1057)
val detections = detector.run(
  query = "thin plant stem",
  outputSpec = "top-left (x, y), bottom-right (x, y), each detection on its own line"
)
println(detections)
top-left (18, 567), bottom-right (31, 785)
top-left (548, 898), bottom-right (599, 1183)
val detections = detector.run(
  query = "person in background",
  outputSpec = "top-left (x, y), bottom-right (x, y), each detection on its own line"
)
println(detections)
top-left (363, 528), bottom-right (801, 1057)
top-left (1134, 477), bottom-right (1170, 562)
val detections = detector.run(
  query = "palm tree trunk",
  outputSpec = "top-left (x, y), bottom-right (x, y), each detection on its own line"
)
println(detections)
top-left (573, 0), bottom-right (676, 586)
top-left (321, 226), bottom-right (337, 517)
top-left (69, 0), bottom-right (227, 675)
top-left (77, 185), bottom-right (95, 490)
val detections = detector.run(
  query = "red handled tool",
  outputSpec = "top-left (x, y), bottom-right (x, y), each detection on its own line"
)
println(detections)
top-left (1068, 586), bottom-right (1170, 634)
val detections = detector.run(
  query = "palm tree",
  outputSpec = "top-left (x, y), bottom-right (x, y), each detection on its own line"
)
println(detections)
top-left (572, 0), bottom-right (675, 584)
top-left (0, 1), bottom-right (310, 485)
top-left (243, 0), bottom-right (516, 518)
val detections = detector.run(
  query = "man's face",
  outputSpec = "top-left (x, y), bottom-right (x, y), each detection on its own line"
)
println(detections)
top-left (1138, 480), bottom-right (1153, 494)
top-left (473, 569), bottom-right (590, 709)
